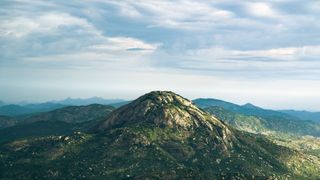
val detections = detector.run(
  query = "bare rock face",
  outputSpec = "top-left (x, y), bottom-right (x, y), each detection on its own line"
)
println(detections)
top-left (95, 91), bottom-right (234, 149)
top-left (97, 91), bottom-right (225, 128)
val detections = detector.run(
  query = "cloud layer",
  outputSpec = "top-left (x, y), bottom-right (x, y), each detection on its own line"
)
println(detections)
top-left (1, 0), bottom-right (320, 110)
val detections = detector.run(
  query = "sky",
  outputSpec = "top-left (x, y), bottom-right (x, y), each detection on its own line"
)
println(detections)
top-left (0, 0), bottom-right (320, 111)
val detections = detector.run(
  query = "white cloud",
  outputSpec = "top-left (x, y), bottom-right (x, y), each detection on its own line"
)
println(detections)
top-left (108, 0), bottom-right (234, 30)
top-left (245, 2), bottom-right (279, 18)
top-left (190, 45), bottom-right (320, 61)
top-left (146, 46), bottom-right (320, 78)
top-left (90, 37), bottom-right (159, 51)
top-left (0, 13), bottom-right (95, 37)
top-left (0, 11), bottom-right (158, 64)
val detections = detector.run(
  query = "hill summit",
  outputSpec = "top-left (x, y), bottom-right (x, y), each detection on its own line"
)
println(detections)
top-left (95, 91), bottom-right (233, 147)
top-left (97, 91), bottom-right (227, 128)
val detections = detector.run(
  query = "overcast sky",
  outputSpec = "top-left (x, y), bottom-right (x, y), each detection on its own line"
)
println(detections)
top-left (1, 0), bottom-right (320, 110)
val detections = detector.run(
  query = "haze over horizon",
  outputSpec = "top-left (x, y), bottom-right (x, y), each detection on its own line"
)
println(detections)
top-left (1, 0), bottom-right (320, 111)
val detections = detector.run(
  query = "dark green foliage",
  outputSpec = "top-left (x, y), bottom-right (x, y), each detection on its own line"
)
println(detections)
top-left (0, 91), bottom-right (318, 179)
top-left (262, 116), bottom-right (320, 136)
top-left (204, 106), bottom-right (267, 133)
top-left (0, 104), bottom-right (115, 144)
top-left (19, 104), bottom-right (114, 124)
top-left (0, 124), bottom-right (292, 179)
top-left (0, 115), bottom-right (17, 128)
top-left (109, 101), bottom-right (131, 108)
top-left (0, 121), bottom-right (75, 144)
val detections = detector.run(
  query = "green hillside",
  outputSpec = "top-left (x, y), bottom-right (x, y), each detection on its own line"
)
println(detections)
top-left (195, 99), bottom-right (320, 137)
top-left (0, 91), bottom-right (319, 179)
top-left (20, 104), bottom-right (114, 124)
top-left (0, 104), bottom-right (115, 145)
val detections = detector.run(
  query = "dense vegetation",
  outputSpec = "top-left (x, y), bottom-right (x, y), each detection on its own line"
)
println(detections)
top-left (0, 125), bottom-right (295, 179)
top-left (0, 92), bottom-right (319, 179)
top-left (203, 106), bottom-right (320, 178)
top-left (0, 104), bottom-right (114, 144)
top-left (0, 115), bottom-right (17, 129)
top-left (195, 99), bottom-right (320, 137)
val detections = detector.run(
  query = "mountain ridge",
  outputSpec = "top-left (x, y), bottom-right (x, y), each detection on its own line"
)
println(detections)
top-left (193, 98), bottom-right (298, 119)
top-left (280, 110), bottom-right (320, 122)
top-left (49, 97), bottom-right (126, 106)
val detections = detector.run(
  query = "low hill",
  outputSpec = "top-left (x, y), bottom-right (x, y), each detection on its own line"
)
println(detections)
top-left (0, 103), bottom-right (66, 116)
top-left (194, 99), bottom-right (320, 137)
top-left (280, 110), bottom-right (320, 123)
top-left (0, 104), bottom-right (115, 144)
top-left (20, 104), bottom-right (114, 124)
top-left (204, 106), bottom-right (320, 137)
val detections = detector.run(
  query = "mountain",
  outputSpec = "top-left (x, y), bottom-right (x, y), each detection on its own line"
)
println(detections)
top-left (194, 98), bottom-right (320, 136)
top-left (20, 104), bottom-right (114, 124)
top-left (0, 104), bottom-right (35, 116)
top-left (1, 91), bottom-right (319, 179)
top-left (204, 106), bottom-right (268, 134)
top-left (280, 110), bottom-right (320, 123)
top-left (242, 103), bottom-right (260, 109)
top-left (0, 104), bottom-right (115, 144)
top-left (0, 116), bottom-right (17, 128)
top-left (193, 98), bottom-right (298, 120)
top-left (0, 101), bottom-right (5, 107)
top-left (0, 98), bottom-right (127, 117)
top-left (204, 106), bottom-right (320, 137)
top-left (94, 91), bottom-right (230, 132)
top-left (193, 98), bottom-right (240, 110)
top-left (0, 121), bottom-right (75, 144)
top-left (50, 97), bottom-right (126, 106)
top-left (0, 103), bottom-right (66, 116)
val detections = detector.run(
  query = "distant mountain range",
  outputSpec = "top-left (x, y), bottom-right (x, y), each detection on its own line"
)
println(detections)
top-left (0, 103), bottom-right (66, 117)
top-left (0, 97), bottom-right (128, 117)
top-left (49, 97), bottom-right (127, 106)
top-left (279, 110), bottom-right (320, 122)
top-left (193, 98), bottom-right (298, 120)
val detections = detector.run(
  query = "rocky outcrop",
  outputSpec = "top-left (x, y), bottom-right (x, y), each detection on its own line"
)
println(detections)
top-left (95, 91), bottom-right (234, 150)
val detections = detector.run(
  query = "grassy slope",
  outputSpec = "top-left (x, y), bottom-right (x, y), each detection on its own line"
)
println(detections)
top-left (204, 106), bottom-right (320, 179)
top-left (204, 106), bottom-right (320, 137)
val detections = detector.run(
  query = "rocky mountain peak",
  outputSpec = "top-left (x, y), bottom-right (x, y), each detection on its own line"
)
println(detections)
top-left (95, 91), bottom-right (232, 137)
top-left (136, 91), bottom-right (193, 107)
